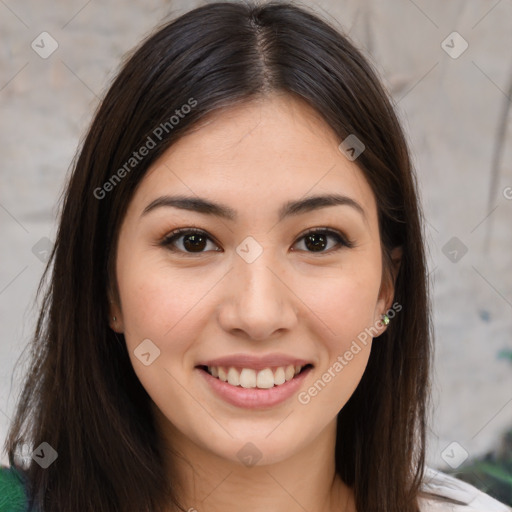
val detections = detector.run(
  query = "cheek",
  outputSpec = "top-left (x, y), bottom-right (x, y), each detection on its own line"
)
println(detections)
top-left (297, 272), bottom-right (377, 412)
top-left (117, 263), bottom-right (207, 411)
top-left (294, 261), bottom-right (381, 405)
top-left (295, 263), bottom-right (382, 342)
top-left (117, 252), bottom-right (219, 356)
top-left (121, 276), bottom-right (188, 342)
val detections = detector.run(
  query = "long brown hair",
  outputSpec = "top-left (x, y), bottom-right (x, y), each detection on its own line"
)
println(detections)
top-left (4, 2), bottom-right (432, 511)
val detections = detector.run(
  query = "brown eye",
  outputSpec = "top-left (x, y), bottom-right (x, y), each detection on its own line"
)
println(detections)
top-left (160, 229), bottom-right (220, 253)
top-left (180, 233), bottom-right (208, 252)
top-left (304, 232), bottom-right (329, 252)
top-left (292, 228), bottom-right (354, 254)
top-left (159, 227), bottom-right (354, 255)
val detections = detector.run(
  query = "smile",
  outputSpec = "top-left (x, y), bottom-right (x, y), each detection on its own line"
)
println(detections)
top-left (197, 364), bottom-right (314, 409)
top-left (200, 364), bottom-right (312, 389)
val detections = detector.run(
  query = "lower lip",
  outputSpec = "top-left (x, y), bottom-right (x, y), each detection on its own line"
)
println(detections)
top-left (197, 366), bottom-right (313, 409)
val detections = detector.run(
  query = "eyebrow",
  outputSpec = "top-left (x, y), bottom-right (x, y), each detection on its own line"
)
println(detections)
top-left (141, 193), bottom-right (366, 223)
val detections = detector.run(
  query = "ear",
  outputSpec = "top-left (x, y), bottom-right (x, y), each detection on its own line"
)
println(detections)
top-left (374, 246), bottom-right (402, 336)
top-left (108, 292), bottom-right (124, 333)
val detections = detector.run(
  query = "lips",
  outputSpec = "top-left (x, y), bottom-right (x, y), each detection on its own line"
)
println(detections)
top-left (196, 353), bottom-right (312, 372)
top-left (197, 362), bottom-right (314, 409)
top-left (195, 353), bottom-right (314, 395)
top-left (199, 364), bottom-right (312, 389)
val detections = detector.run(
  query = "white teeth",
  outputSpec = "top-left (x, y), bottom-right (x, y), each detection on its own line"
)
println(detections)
top-left (256, 368), bottom-right (275, 389)
top-left (274, 367), bottom-right (286, 385)
top-left (205, 364), bottom-right (305, 389)
top-left (227, 367), bottom-right (240, 386)
top-left (285, 364), bottom-right (295, 381)
top-left (239, 368), bottom-right (257, 388)
top-left (217, 367), bottom-right (227, 382)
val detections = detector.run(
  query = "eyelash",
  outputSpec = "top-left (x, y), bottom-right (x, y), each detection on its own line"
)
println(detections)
top-left (158, 227), bottom-right (355, 255)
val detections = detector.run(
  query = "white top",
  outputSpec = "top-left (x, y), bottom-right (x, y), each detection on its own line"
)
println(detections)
top-left (418, 466), bottom-right (512, 511)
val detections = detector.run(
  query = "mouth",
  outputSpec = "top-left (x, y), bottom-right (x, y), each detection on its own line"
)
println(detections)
top-left (196, 364), bottom-right (314, 389)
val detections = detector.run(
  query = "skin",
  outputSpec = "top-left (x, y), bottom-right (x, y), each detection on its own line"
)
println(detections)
top-left (109, 93), bottom-right (401, 512)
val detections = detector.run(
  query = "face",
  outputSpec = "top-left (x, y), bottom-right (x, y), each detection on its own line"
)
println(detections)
top-left (110, 94), bottom-right (399, 468)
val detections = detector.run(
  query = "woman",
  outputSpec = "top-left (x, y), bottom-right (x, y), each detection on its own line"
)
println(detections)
top-left (1, 2), bottom-right (510, 511)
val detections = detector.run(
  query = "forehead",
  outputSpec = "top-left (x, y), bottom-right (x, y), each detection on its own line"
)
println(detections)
top-left (130, 94), bottom-right (377, 224)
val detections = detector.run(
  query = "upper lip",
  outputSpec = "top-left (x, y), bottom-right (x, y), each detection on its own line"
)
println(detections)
top-left (196, 353), bottom-right (313, 371)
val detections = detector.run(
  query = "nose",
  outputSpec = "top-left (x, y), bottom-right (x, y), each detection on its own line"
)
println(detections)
top-left (216, 250), bottom-right (299, 341)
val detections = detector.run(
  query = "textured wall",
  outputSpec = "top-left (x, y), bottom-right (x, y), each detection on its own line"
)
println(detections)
top-left (1, 0), bottom-right (511, 473)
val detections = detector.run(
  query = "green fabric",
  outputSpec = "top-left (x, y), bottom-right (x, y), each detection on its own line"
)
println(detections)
top-left (0, 465), bottom-right (28, 512)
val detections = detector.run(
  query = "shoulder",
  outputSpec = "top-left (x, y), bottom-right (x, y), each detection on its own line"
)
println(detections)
top-left (0, 465), bottom-right (29, 512)
top-left (418, 466), bottom-right (512, 512)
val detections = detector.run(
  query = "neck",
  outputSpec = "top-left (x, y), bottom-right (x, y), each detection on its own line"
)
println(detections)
top-left (156, 413), bottom-right (354, 512)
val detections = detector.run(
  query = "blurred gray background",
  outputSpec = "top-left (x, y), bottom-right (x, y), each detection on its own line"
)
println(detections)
top-left (1, 0), bottom-right (511, 472)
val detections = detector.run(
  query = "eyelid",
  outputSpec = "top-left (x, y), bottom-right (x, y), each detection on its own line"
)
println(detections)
top-left (294, 227), bottom-right (355, 250)
top-left (158, 226), bottom-right (355, 253)
top-left (158, 227), bottom-right (222, 252)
